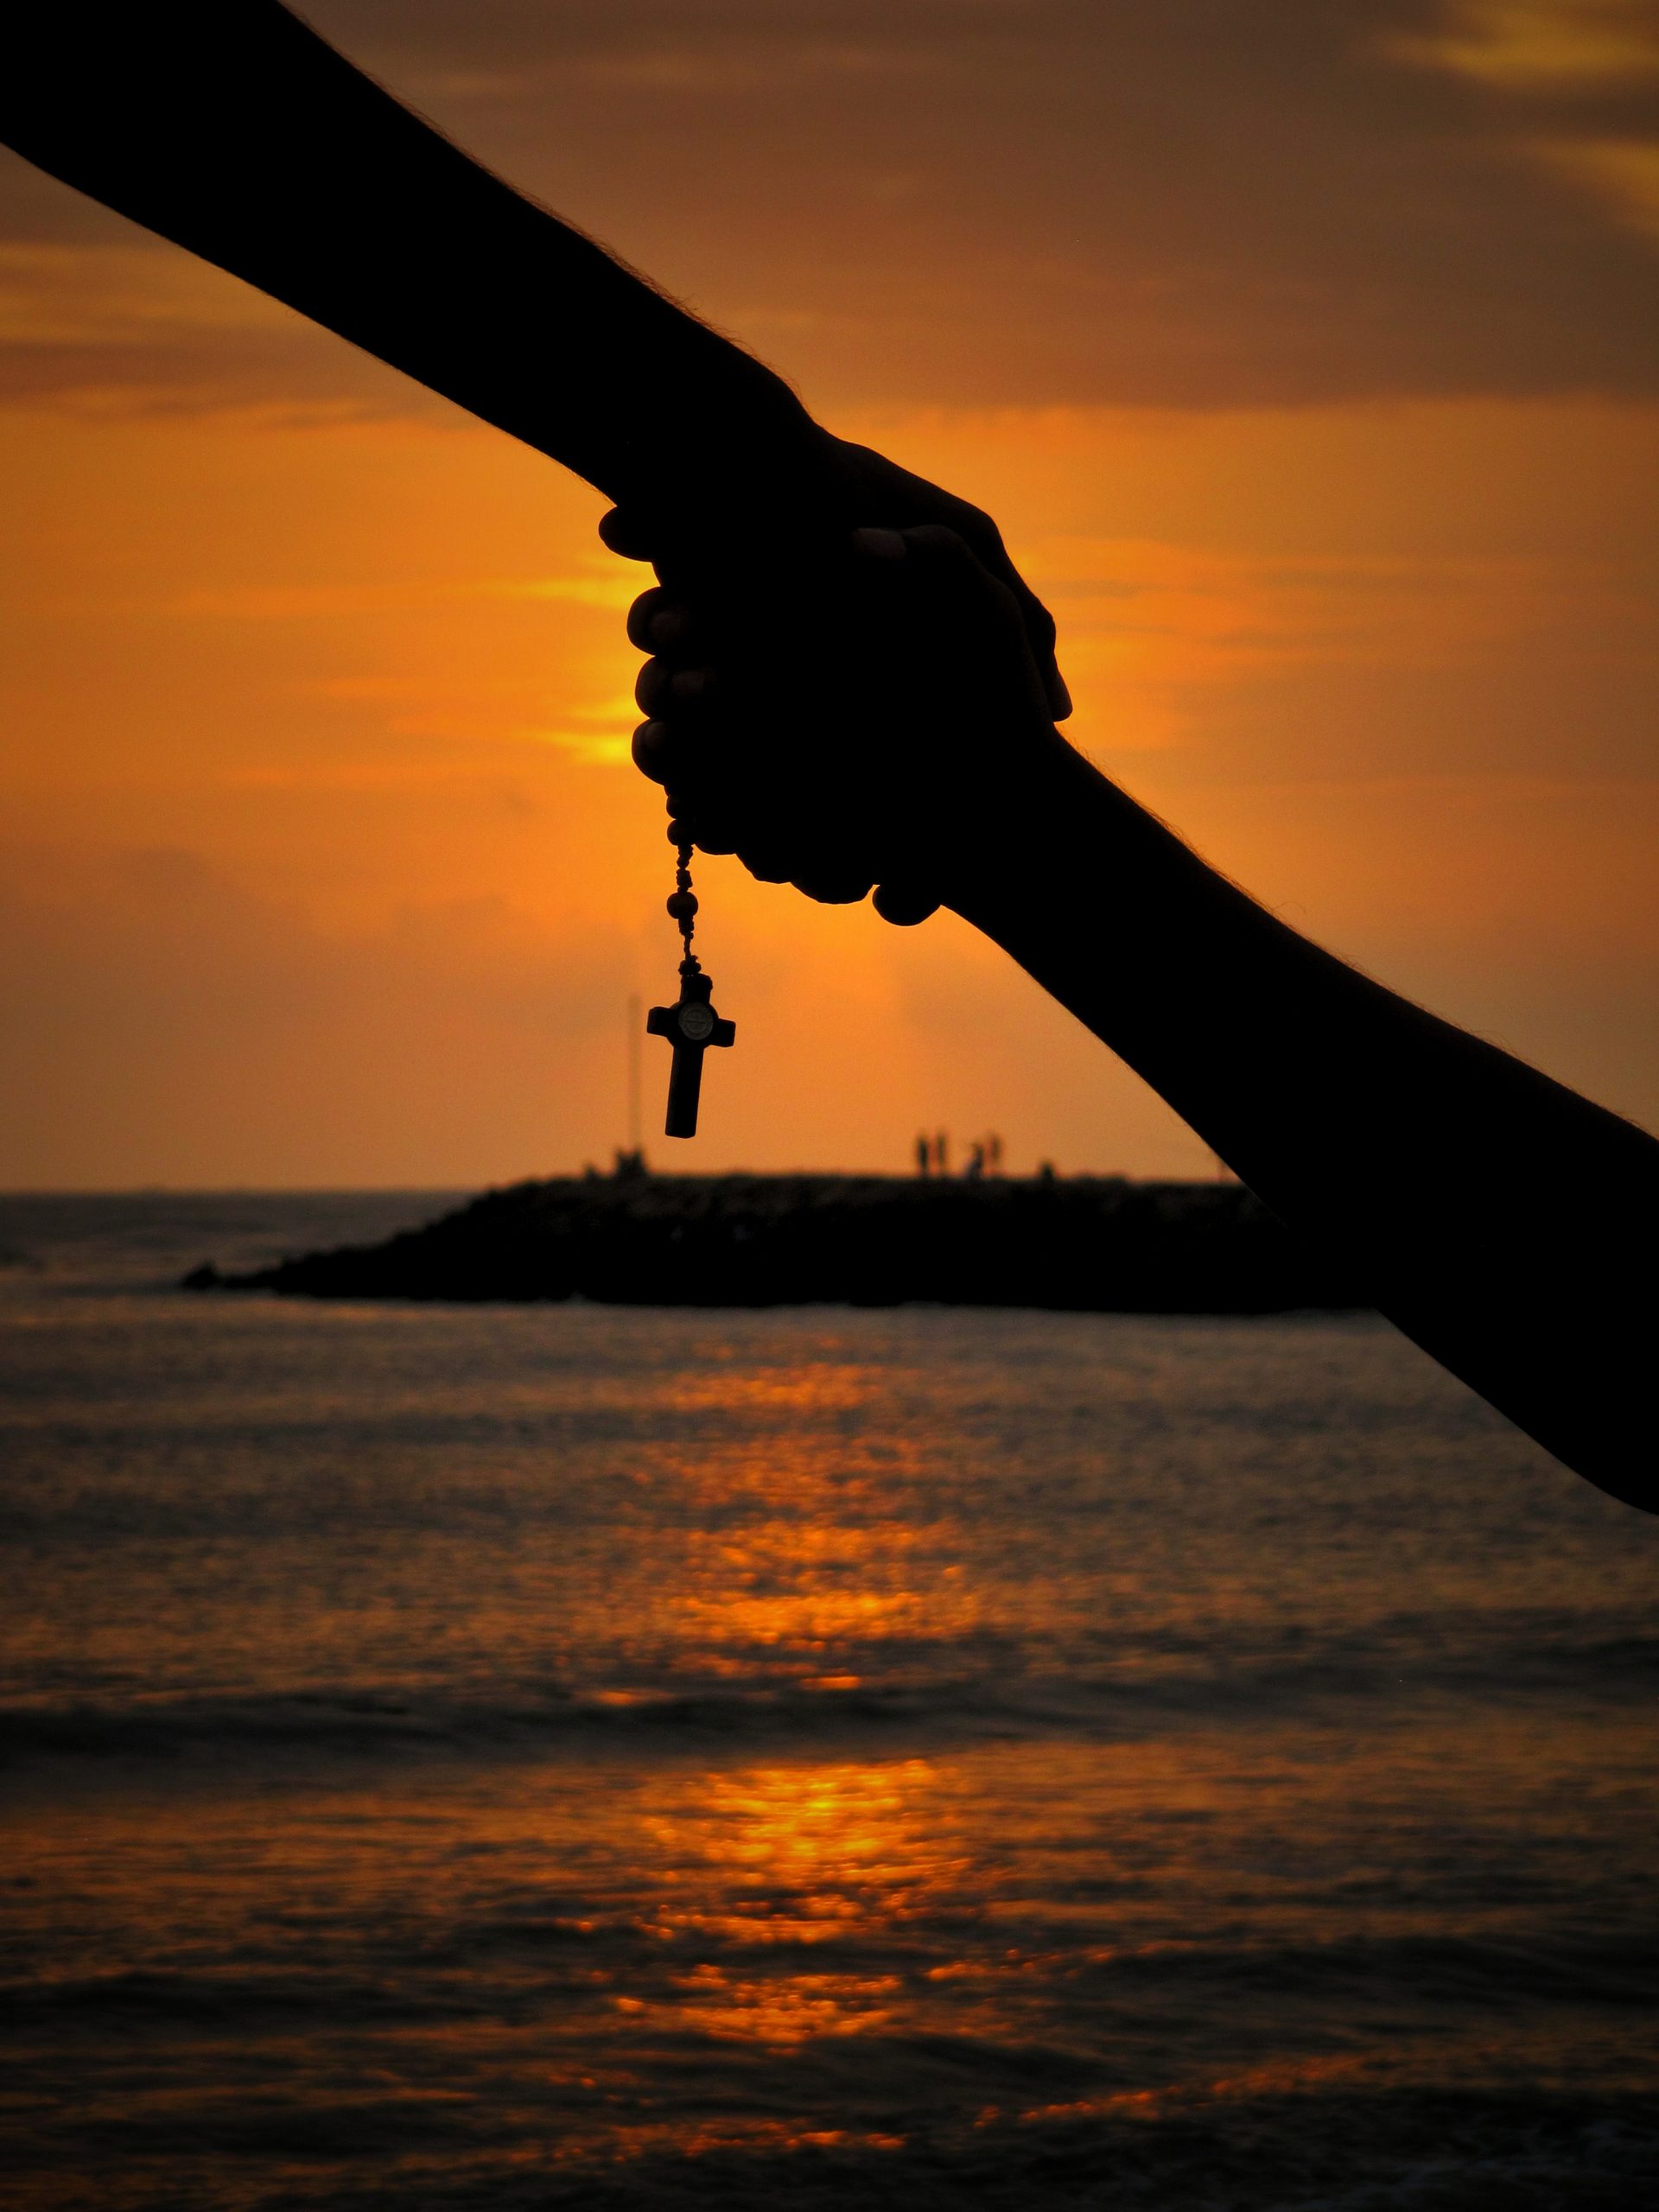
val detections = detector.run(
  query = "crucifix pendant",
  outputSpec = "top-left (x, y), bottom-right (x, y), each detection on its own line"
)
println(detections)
top-left (645, 836), bottom-right (734, 1139)
top-left (647, 966), bottom-right (734, 1138)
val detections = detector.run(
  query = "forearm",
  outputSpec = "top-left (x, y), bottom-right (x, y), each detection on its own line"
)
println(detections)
top-left (1, 3), bottom-right (818, 510)
top-left (952, 743), bottom-right (1657, 1509)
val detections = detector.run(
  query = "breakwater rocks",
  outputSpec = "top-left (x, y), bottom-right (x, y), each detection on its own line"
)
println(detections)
top-left (182, 1173), bottom-right (1364, 1313)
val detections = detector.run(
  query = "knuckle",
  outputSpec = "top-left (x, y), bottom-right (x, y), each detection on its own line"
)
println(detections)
top-left (956, 499), bottom-right (1001, 553)
top-left (626, 588), bottom-right (665, 651)
top-left (633, 658), bottom-right (669, 714)
top-left (649, 602), bottom-right (694, 653)
top-left (630, 719), bottom-right (671, 780)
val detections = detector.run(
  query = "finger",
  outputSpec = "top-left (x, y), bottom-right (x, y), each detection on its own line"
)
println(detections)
top-left (891, 525), bottom-right (1060, 726)
top-left (631, 719), bottom-right (677, 785)
top-left (639, 658), bottom-right (720, 716)
top-left (917, 499), bottom-right (1069, 715)
top-left (626, 587), bottom-right (671, 653)
top-left (901, 507), bottom-right (1071, 721)
top-left (854, 520), bottom-right (993, 588)
top-left (1011, 588), bottom-right (1071, 719)
top-left (651, 601), bottom-right (700, 656)
top-left (598, 505), bottom-right (658, 561)
top-left (664, 772), bottom-right (745, 845)
top-left (628, 588), bottom-right (702, 659)
top-left (860, 523), bottom-right (1025, 639)
top-left (734, 840), bottom-right (797, 886)
top-left (872, 882), bottom-right (942, 927)
top-left (893, 521), bottom-right (1005, 577)
top-left (634, 719), bottom-right (730, 788)
top-left (634, 658), bottom-right (672, 716)
top-left (667, 666), bottom-right (715, 708)
top-left (850, 525), bottom-right (909, 562)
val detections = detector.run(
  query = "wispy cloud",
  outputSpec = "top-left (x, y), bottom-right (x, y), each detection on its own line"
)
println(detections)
top-left (1536, 135), bottom-right (1659, 238)
top-left (1386, 0), bottom-right (1659, 89)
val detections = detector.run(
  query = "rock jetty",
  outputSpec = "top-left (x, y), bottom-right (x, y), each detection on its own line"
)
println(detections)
top-left (183, 1172), bottom-right (1363, 1313)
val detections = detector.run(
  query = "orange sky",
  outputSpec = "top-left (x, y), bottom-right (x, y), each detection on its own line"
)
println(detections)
top-left (2, 0), bottom-right (1656, 1185)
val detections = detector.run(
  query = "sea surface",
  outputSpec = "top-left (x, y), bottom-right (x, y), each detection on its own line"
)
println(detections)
top-left (2, 1191), bottom-right (1656, 2210)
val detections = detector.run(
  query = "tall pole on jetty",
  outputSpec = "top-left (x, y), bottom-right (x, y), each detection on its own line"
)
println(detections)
top-left (626, 994), bottom-right (642, 1158)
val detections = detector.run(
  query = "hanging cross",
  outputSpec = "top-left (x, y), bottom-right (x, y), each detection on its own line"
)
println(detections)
top-left (646, 966), bottom-right (734, 1139)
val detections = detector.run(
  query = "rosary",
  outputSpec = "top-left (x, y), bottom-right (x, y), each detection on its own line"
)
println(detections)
top-left (645, 824), bottom-right (734, 1139)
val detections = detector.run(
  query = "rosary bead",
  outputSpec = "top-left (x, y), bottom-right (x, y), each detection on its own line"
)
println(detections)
top-left (666, 819), bottom-right (692, 845)
top-left (665, 889), bottom-right (699, 921)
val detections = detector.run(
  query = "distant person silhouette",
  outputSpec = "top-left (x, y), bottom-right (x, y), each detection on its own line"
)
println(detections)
top-left (4, 5), bottom-right (1653, 1509)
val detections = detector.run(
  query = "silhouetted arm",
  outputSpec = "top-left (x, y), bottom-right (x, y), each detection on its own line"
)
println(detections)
top-left (629, 529), bottom-right (1658, 1513)
top-left (957, 744), bottom-right (1657, 1512)
top-left (0, 1), bottom-right (805, 508)
top-left (0, 0), bottom-right (1065, 733)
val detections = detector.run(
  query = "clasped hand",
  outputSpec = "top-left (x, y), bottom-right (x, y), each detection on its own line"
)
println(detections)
top-left (626, 525), bottom-right (1068, 923)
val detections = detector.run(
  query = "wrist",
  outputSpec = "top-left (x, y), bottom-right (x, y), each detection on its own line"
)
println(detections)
top-left (941, 735), bottom-right (1128, 924)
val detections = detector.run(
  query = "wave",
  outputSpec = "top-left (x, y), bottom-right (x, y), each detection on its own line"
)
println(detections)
top-left (7, 1620), bottom-right (1656, 1772)
top-left (3, 2032), bottom-right (1655, 2212)
top-left (1, 1676), bottom-right (1015, 1765)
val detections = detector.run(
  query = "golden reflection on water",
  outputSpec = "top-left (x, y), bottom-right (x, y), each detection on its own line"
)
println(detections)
top-left (13, 1291), bottom-right (1659, 2209)
top-left (629, 1348), bottom-right (991, 1690)
top-left (582, 1380), bottom-right (1035, 2048)
top-left (651, 1422), bottom-right (987, 1679)
top-left (18, 1716), bottom-right (1644, 2191)
top-left (664, 1361), bottom-right (880, 1417)
top-left (677, 1579), bottom-right (934, 1673)
top-left (635, 1757), bottom-right (974, 2045)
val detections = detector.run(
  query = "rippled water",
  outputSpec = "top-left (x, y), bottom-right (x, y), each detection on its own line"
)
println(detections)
top-left (3, 1192), bottom-right (1656, 2209)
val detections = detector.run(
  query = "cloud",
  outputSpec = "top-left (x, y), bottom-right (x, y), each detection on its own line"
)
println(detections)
top-left (1386, 0), bottom-right (1659, 89)
top-left (0, 0), bottom-right (1653, 416)
top-left (1537, 134), bottom-right (1659, 237)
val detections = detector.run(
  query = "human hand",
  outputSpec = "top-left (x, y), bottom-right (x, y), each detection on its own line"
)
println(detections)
top-left (601, 429), bottom-right (1071, 725)
top-left (628, 524), bottom-right (1070, 921)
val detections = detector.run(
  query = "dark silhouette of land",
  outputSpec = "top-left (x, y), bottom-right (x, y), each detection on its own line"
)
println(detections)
top-left (182, 1173), bottom-right (1362, 1313)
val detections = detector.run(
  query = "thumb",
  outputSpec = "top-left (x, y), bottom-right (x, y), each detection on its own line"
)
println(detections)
top-left (851, 525), bottom-right (1070, 722)
top-left (855, 522), bottom-right (1026, 630)
top-left (854, 523), bottom-right (1046, 711)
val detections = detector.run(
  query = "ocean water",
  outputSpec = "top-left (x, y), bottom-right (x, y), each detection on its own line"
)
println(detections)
top-left (2, 1192), bottom-right (1656, 2211)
